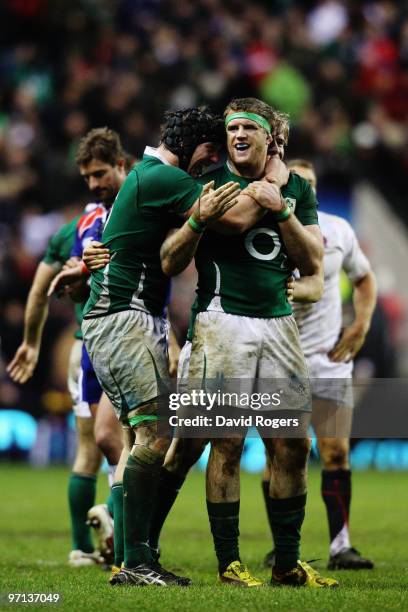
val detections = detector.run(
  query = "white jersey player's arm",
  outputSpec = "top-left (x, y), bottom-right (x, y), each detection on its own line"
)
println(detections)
top-left (291, 262), bottom-right (324, 303)
top-left (329, 269), bottom-right (377, 363)
top-left (168, 326), bottom-right (181, 378)
top-left (279, 220), bottom-right (323, 276)
top-left (7, 261), bottom-right (60, 383)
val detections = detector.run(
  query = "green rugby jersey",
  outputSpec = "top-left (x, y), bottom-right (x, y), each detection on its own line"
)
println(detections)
top-left (83, 151), bottom-right (202, 319)
top-left (191, 163), bottom-right (319, 321)
top-left (42, 215), bottom-right (84, 339)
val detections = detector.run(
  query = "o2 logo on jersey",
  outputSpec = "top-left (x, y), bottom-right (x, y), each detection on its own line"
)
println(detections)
top-left (244, 228), bottom-right (281, 261)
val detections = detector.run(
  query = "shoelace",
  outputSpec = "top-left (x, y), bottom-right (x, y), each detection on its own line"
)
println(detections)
top-left (232, 563), bottom-right (252, 580)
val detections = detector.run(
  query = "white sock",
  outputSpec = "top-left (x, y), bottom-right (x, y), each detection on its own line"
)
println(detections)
top-left (107, 464), bottom-right (117, 488)
top-left (330, 524), bottom-right (351, 556)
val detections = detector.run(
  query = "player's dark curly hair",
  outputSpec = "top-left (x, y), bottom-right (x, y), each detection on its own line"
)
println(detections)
top-left (75, 127), bottom-right (125, 167)
top-left (160, 107), bottom-right (224, 171)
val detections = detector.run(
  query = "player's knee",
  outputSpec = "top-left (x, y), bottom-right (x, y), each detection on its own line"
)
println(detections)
top-left (210, 439), bottom-right (244, 477)
top-left (133, 427), bottom-right (170, 458)
top-left (77, 429), bottom-right (99, 455)
top-left (320, 439), bottom-right (349, 469)
top-left (276, 437), bottom-right (311, 471)
top-left (166, 438), bottom-right (206, 477)
top-left (151, 436), bottom-right (171, 457)
top-left (73, 442), bottom-right (102, 474)
top-left (213, 438), bottom-right (243, 459)
top-left (129, 444), bottom-right (164, 472)
top-left (94, 426), bottom-right (122, 462)
top-left (94, 425), bottom-right (109, 450)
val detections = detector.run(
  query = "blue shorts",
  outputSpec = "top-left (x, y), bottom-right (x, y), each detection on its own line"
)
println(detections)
top-left (80, 344), bottom-right (103, 407)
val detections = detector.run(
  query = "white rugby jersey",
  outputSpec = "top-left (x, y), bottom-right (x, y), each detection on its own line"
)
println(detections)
top-left (293, 211), bottom-right (371, 357)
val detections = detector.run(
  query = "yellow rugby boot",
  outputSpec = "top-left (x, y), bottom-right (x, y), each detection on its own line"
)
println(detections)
top-left (219, 561), bottom-right (264, 587)
top-left (271, 560), bottom-right (339, 588)
top-left (109, 563), bottom-right (122, 584)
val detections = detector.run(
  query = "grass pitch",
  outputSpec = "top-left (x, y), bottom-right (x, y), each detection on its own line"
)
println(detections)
top-left (0, 464), bottom-right (407, 611)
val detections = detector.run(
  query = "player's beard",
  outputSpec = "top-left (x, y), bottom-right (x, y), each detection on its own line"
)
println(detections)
top-left (102, 191), bottom-right (116, 207)
top-left (93, 187), bottom-right (115, 206)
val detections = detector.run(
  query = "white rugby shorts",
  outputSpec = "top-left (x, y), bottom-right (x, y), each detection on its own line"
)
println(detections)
top-left (67, 339), bottom-right (92, 418)
top-left (83, 310), bottom-right (169, 422)
top-left (307, 352), bottom-right (353, 407)
top-left (184, 311), bottom-right (311, 412)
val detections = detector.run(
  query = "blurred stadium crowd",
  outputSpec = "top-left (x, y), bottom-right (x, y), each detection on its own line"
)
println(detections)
top-left (0, 0), bottom-right (407, 419)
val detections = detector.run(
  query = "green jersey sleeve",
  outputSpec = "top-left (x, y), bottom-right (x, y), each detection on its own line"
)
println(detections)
top-left (42, 232), bottom-right (65, 268)
top-left (137, 162), bottom-right (202, 215)
top-left (42, 216), bottom-right (79, 267)
top-left (291, 174), bottom-right (319, 226)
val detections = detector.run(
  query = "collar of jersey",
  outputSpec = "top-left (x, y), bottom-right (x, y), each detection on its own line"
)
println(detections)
top-left (226, 159), bottom-right (259, 181)
top-left (144, 146), bottom-right (171, 166)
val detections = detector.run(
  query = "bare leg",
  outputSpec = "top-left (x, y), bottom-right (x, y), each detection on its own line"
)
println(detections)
top-left (206, 437), bottom-right (256, 579)
top-left (206, 438), bottom-right (244, 503)
top-left (262, 436), bottom-right (311, 574)
top-left (313, 398), bottom-right (356, 560)
top-left (268, 437), bottom-right (310, 499)
top-left (73, 415), bottom-right (103, 475)
top-left (94, 392), bottom-right (123, 470)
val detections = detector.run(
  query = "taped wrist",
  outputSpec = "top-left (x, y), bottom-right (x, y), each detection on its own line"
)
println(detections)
top-left (188, 215), bottom-right (206, 234)
top-left (274, 197), bottom-right (291, 222)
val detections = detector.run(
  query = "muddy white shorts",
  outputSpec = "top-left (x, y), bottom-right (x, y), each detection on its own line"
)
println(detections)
top-left (83, 310), bottom-right (169, 422)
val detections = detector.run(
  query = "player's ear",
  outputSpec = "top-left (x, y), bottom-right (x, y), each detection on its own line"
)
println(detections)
top-left (117, 158), bottom-right (126, 170)
top-left (266, 133), bottom-right (272, 146)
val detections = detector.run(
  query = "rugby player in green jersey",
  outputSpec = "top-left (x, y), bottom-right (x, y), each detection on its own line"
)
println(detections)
top-left (80, 107), bottom-right (255, 587)
top-left (157, 99), bottom-right (338, 588)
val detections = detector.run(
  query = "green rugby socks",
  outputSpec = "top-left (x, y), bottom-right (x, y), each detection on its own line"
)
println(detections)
top-left (267, 494), bottom-right (306, 572)
top-left (262, 479), bottom-right (274, 536)
top-left (123, 450), bottom-right (162, 568)
top-left (111, 482), bottom-right (124, 567)
top-left (149, 468), bottom-right (186, 552)
top-left (68, 473), bottom-right (96, 553)
top-left (207, 500), bottom-right (240, 573)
